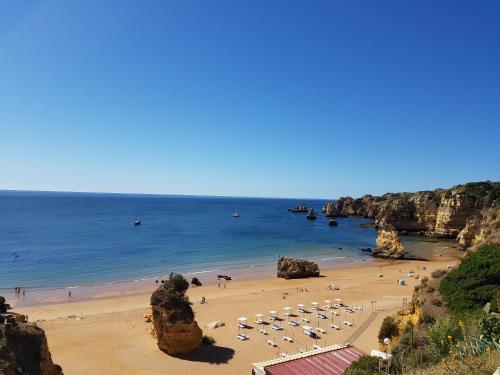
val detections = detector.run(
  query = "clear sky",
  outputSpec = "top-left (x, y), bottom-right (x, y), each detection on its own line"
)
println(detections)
top-left (0, 1), bottom-right (499, 199)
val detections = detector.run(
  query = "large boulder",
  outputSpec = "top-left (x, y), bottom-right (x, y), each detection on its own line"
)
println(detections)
top-left (0, 309), bottom-right (63, 375)
top-left (277, 257), bottom-right (320, 279)
top-left (150, 274), bottom-right (203, 355)
top-left (373, 224), bottom-right (405, 259)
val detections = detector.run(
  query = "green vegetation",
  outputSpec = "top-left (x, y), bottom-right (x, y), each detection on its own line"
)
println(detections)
top-left (344, 355), bottom-right (381, 375)
top-left (0, 296), bottom-right (10, 313)
top-left (378, 316), bottom-right (399, 342)
top-left (202, 335), bottom-right (216, 345)
top-left (440, 244), bottom-right (500, 313)
top-left (359, 243), bottom-right (500, 374)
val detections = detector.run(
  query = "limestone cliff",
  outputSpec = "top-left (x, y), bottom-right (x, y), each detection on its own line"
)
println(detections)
top-left (0, 311), bottom-right (63, 375)
top-left (373, 224), bottom-right (405, 259)
top-left (326, 181), bottom-right (499, 247)
top-left (150, 274), bottom-right (202, 355)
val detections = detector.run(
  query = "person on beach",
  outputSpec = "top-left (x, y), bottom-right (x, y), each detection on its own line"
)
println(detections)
top-left (68, 290), bottom-right (72, 300)
top-left (22, 289), bottom-right (25, 297)
top-left (201, 296), bottom-right (206, 304)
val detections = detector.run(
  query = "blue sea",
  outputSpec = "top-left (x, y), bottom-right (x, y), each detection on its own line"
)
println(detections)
top-left (0, 190), bottom-right (454, 292)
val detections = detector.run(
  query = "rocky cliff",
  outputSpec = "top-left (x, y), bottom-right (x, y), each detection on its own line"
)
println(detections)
top-left (150, 274), bottom-right (203, 355)
top-left (373, 224), bottom-right (405, 259)
top-left (277, 257), bottom-right (320, 279)
top-left (324, 181), bottom-right (499, 248)
top-left (0, 311), bottom-right (63, 375)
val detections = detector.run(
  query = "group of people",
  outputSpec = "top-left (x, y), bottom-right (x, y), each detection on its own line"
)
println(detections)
top-left (14, 286), bottom-right (25, 297)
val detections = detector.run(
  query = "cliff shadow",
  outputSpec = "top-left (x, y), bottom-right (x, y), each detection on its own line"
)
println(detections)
top-left (176, 344), bottom-right (235, 364)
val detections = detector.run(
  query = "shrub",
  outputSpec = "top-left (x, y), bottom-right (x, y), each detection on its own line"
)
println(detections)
top-left (345, 355), bottom-right (380, 375)
top-left (0, 296), bottom-right (11, 313)
top-left (440, 244), bottom-right (500, 313)
top-left (378, 316), bottom-right (398, 342)
top-left (431, 298), bottom-right (443, 307)
top-left (477, 313), bottom-right (500, 340)
top-left (425, 315), bottom-right (464, 358)
top-left (431, 269), bottom-right (445, 279)
top-left (202, 335), bottom-right (216, 345)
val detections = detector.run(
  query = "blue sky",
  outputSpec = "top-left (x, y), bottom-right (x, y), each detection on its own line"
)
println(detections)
top-left (0, 1), bottom-right (499, 198)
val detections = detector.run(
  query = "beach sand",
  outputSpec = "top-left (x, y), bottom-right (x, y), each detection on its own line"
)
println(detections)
top-left (11, 256), bottom-right (458, 375)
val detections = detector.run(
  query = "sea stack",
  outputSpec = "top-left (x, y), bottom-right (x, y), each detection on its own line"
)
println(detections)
top-left (306, 208), bottom-right (317, 220)
top-left (150, 274), bottom-right (203, 355)
top-left (373, 224), bottom-right (405, 259)
top-left (277, 257), bottom-right (320, 279)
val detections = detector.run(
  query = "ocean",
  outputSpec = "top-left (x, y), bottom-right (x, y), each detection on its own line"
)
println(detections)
top-left (0, 191), bottom-right (454, 292)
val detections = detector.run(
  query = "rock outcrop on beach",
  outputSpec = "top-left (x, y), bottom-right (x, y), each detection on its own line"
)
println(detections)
top-left (288, 204), bottom-right (308, 213)
top-left (150, 274), bottom-right (203, 355)
top-left (322, 201), bottom-right (347, 217)
top-left (0, 305), bottom-right (63, 375)
top-left (373, 224), bottom-right (405, 259)
top-left (277, 257), bottom-right (320, 279)
top-left (324, 181), bottom-right (499, 248)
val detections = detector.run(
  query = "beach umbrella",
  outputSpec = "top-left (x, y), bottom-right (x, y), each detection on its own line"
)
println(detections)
top-left (255, 313), bottom-right (263, 318)
top-left (311, 302), bottom-right (319, 310)
top-left (324, 300), bottom-right (332, 308)
top-left (283, 307), bottom-right (292, 316)
top-left (297, 304), bottom-right (305, 312)
top-left (269, 310), bottom-right (277, 320)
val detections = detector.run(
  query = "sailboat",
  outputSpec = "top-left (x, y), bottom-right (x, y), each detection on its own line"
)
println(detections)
top-left (232, 209), bottom-right (240, 218)
top-left (134, 202), bottom-right (142, 226)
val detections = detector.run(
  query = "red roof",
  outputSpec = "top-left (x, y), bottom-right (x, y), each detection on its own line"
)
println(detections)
top-left (264, 346), bottom-right (365, 375)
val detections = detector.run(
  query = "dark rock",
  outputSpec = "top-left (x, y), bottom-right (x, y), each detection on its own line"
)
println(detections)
top-left (288, 204), bottom-right (308, 213)
top-left (277, 257), bottom-right (320, 279)
top-left (191, 277), bottom-right (202, 286)
top-left (306, 209), bottom-right (317, 220)
top-left (328, 220), bottom-right (338, 226)
top-left (360, 247), bottom-right (373, 252)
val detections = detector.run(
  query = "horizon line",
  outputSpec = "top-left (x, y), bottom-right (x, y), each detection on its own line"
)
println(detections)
top-left (0, 188), bottom-right (335, 201)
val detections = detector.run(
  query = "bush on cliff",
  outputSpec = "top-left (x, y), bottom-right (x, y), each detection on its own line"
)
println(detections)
top-left (378, 316), bottom-right (398, 342)
top-left (440, 243), bottom-right (500, 313)
top-left (0, 296), bottom-right (11, 313)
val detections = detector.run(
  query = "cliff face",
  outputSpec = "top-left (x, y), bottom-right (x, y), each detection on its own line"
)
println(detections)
top-left (150, 274), bottom-right (202, 355)
top-left (0, 316), bottom-right (63, 375)
top-left (373, 224), bottom-right (405, 259)
top-left (327, 181), bottom-right (499, 247)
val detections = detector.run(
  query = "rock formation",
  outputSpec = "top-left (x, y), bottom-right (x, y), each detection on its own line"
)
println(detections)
top-left (373, 224), bottom-right (405, 259)
top-left (328, 219), bottom-right (338, 226)
top-left (150, 274), bottom-right (203, 355)
top-left (277, 257), bottom-right (320, 279)
top-left (191, 277), bottom-right (202, 286)
top-left (322, 202), bottom-right (347, 217)
top-left (0, 301), bottom-right (63, 375)
top-left (288, 204), bottom-right (308, 213)
top-left (326, 181), bottom-right (499, 248)
top-left (306, 208), bottom-right (317, 220)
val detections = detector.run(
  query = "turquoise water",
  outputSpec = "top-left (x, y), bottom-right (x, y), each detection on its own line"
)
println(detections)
top-left (1, 191), bottom-right (379, 290)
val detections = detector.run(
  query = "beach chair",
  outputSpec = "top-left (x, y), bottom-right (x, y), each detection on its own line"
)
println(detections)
top-left (343, 320), bottom-right (353, 326)
top-left (259, 328), bottom-right (268, 335)
top-left (331, 310), bottom-right (340, 316)
top-left (288, 320), bottom-right (299, 327)
top-left (283, 335), bottom-right (293, 342)
top-left (267, 339), bottom-right (276, 347)
top-left (316, 327), bottom-right (326, 334)
top-left (272, 324), bottom-right (283, 331)
top-left (330, 324), bottom-right (340, 330)
top-left (312, 344), bottom-right (321, 350)
top-left (237, 334), bottom-right (248, 341)
top-left (316, 313), bottom-right (327, 319)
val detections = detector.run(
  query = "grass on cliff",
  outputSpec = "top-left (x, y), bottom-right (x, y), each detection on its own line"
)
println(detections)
top-left (440, 243), bottom-right (500, 314)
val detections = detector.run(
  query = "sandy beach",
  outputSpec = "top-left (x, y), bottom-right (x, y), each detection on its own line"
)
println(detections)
top-left (8, 254), bottom-right (460, 375)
